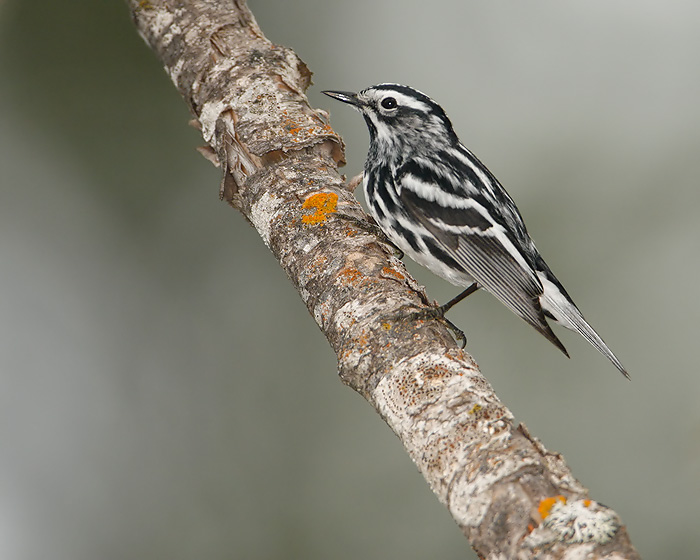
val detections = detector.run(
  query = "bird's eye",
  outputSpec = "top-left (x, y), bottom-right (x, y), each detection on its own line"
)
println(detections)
top-left (380, 97), bottom-right (397, 110)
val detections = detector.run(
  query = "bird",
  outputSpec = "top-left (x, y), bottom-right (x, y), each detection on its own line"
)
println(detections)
top-left (322, 84), bottom-right (628, 378)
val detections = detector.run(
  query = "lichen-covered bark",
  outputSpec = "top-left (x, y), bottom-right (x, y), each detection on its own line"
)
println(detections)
top-left (128, 1), bottom-right (640, 558)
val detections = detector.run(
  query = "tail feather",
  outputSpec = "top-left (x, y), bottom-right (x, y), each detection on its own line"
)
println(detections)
top-left (529, 311), bottom-right (570, 359)
top-left (538, 273), bottom-right (629, 379)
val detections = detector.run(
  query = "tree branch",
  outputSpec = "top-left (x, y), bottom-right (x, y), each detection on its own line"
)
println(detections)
top-left (127, 1), bottom-right (639, 557)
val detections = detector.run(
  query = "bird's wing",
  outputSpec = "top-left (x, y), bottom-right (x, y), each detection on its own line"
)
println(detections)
top-left (396, 164), bottom-right (568, 355)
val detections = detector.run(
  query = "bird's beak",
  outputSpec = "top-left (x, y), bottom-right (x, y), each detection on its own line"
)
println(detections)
top-left (322, 90), bottom-right (360, 107)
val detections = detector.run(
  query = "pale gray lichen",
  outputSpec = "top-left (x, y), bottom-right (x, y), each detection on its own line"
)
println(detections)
top-left (543, 499), bottom-right (620, 545)
top-left (148, 8), bottom-right (176, 37)
top-left (249, 192), bottom-right (282, 249)
top-left (199, 100), bottom-right (228, 143)
top-left (167, 58), bottom-right (185, 89)
top-left (161, 22), bottom-right (182, 46)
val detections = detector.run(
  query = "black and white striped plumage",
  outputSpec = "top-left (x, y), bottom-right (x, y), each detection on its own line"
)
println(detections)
top-left (323, 84), bottom-right (628, 378)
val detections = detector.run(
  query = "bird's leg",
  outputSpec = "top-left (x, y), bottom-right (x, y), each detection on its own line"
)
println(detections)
top-left (406, 283), bottom-right (479, 348)
top-left (437, 283), bottom-right (480, 315)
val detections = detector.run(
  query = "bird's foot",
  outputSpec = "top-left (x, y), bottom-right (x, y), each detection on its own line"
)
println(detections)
top-left (405, 306), bottom-right (467, 349)
top-left (402, 284), bottom-right (480, 348)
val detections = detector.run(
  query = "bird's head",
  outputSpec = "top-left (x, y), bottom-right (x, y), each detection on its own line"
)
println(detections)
top-left (323, 84), bottom-right (458, 156)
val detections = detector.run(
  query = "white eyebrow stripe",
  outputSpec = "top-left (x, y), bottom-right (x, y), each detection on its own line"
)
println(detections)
top-left (365, 89), bottom-right (431, 113)
top-left (390, 93), bottom-right (429, 111)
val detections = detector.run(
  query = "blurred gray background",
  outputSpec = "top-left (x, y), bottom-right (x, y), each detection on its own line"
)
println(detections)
top-left (1, 0), bottom-right (698, 558)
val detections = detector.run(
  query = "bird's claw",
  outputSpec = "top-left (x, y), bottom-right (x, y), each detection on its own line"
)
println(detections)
top-left (405, 306), bottom-right (467, 348)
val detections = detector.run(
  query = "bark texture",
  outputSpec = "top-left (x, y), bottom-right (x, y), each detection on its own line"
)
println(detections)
top-left (128, 1), bottom-right (640, 558)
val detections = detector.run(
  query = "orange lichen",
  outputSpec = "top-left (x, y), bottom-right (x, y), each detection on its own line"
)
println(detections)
top-left (355, 328), bottom-right (370, 347)
top-left (310, 254), bottom-right (328, 269)
top-left (281, 116), bottom-right (335, 142)
top-left (538, 496), bottom-right (567, 520)
top-left (583, 499), bottom-right (592, 507)
top-left (338, 267), bottom-right (362, 286)
top-left (381, 266), bottom-right (405, 281)
top-left (302, 192), bottom-right (338, 225)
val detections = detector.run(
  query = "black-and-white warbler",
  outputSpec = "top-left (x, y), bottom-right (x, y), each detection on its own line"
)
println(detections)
top-left (323, 84), bottom-right (628, 378)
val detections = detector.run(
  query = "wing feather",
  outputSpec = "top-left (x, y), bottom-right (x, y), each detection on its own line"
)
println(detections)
top-left (398, 171), bottom-right (568, 355)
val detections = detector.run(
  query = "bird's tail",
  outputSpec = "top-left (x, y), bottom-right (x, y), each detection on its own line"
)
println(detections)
top-left (538, 273), bottom-right (629, 379)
